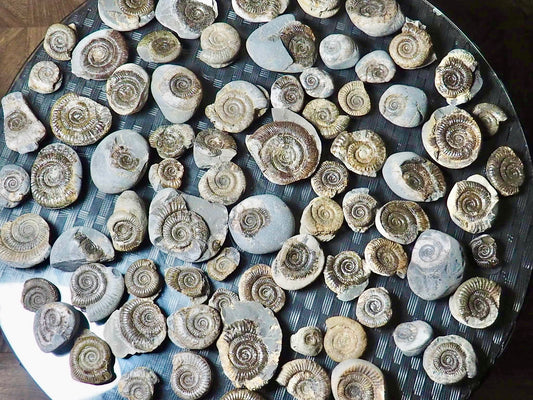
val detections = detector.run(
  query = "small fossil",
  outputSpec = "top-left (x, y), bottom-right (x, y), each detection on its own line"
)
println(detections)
top-left (338, 80), bottom-right (371, 117)
top-left (220, 389), bottom-right (266, 400)
top-left (290, 326), bottom-right (323, 357)
top-left (355, 50), bottom-right (396, 83)
top-left (193, 128), bottom-right (237, 169)
top-left (198, 161), bottom-right (246, 206)
top-left (43, 23), bottom-right (77, 61)
top-left (28, 61), bottom-right (62, 94)
top-left (298, 0), bottom-right (341, 18)
top-left (206, 247), bottom-right (240, 281)
top-left (238, 264), bottom-right (286, 313)
top-left (331, 358), bottom-right (385, 400)
top-left (107, 190), bottom-right (147, 252)
top-left (302, 99), bottom-right (350, 139)
top-left (319, 33), bottom-right (360, 70)
top-left (346, 0), bottom-right (405, 37)
top-left (355, 287), bottom-right (393, 328)
top-left (299, 68), bottom-right (335, 98)
top-left (124, 259), bottom-right (162, 298)
top-left (324, 316), bottom-right (367, 362)
top-left (310, 161), bottom-right (349, 198)
top-left (375, 200), bottom-right (430, 244)
top-left (389, 19), bottom-right (436, 69)
top-left (149, 158), bottom-right (185, 191)
top-left (156, 0), bottom-right (219, 40)
top-left (364, 237), bottom-right (408, 278)
top-left (271, 75), bottom-right (305, 112)
top-left (106, 63), bottom-right (150, 115)
top-left (165, 265), bottom-right (210, 304)
top-left (300, 196), bottom-right (344, 242)
top-left (118, 366), bottom-right (159, 400)
top-left (21, 278), bottom-right (60, 312)
top-left (472, 103), bottom-right (507, 136)
top-left (149, 124), bottom-right (195, 159)
top-left (198, 22), bottom-right (241, 68)
top-left (422, 335), bottom-right (477, 385)
top-left (0, 164), bottom-right (30, 209)
top-left (98, 0), bottom-right (155, 31)
top-left (324, 251), bottom-right (370, 301)
top-left (276, 359), bottom-right (330, 400)
top-left (232, 0), bottom-right (288, 22)
top-left (379, 84), bottom-right (428, 128)
top-left (33, 302), bottom-right (80, 353)
top-left (449, 277), bottom-right (501, 329)
top-left (208, 288), bottom-right (239, 312)
top-left (137, 30), bottom-right (181, 63)
top-left (342, 188), bottom-right (378, 233)
top-left (485, 146), bottom-right (525, 197)
top-left (170, 352), bottom-right (212, 400)
top-left (393, 320), bottom-right (433, 357)
top-left (167, 304), bottom-right (221, 349)
top-left (469, 234), bottom-right (499, 268)
top-left (69, 329), bottom-right (114, 385)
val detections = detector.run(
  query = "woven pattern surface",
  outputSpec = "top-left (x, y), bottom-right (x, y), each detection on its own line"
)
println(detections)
top-left (0, 1), bottom-right (532, 399)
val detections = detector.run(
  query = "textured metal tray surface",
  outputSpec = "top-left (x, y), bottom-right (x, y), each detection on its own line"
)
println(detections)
top-left (0, 0), bottom-right (532, 399)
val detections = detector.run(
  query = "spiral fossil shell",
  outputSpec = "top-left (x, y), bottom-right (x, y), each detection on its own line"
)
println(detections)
top-left (270, 75), bottom-right (305, 113)
top-left (193, 128), bottom-right (237, 169)
top-left (199, 22), bottom-right (241, 68)
top-left (165, 265), bottom-right (210, 303)
top-left (198, 161), bottom-right (246, 206)
top-left (290, 326), bottom-right (323, 357)
top-left (137, 30), bottom-right (182, 63)
top-left (206, 247), bottom-right (240, 281)
top-left (422, 335), bottom-right (477, 385)
top-left (276, 359), bottom-right (331, 400)
top-left (469, 234), bottom-right (499, 268)
top-left (118, 366), bottom-right (159, 400)
top-left (331, 358), bottom-right (386, 400)
top-left (393, 320), bottom-right (433, 357)
top-left (364, 237), bottom-right (408, 278)
top-left (272, 234), bottom-right (325, 290)
top-left (44, 23), bottom-right (77, 61)
top-left (299, 68), bottom-right (334, 99)
top-left (355, 50), bottom-right (396, 83)
top-left (0, 164), bottom-right (30, 209)
top-left (422, 106), bottom-right (482, 169)
top-left (302, 99), bottom-right (350, 140)
top-left (324, 316), bottom-right (367, 362)
top-left (342, 188), bottom-right (378, 233)
top-left (106, 63), bottom-right (150, 115)
top-left (221, 389), bottom-right (266, 400)
top-left (0, 213), bottom-right (51, 269)
top-left (300, 196), bottom-right (344, 242)
top-left (324, 251), bottom-right (370, 301)
top-left (338, 81), bottom-right (371, 117)
top-left (156, 0), bottom-right (219, 40)
top-left (28, 61), bottom-right (62, 94)
top-left (435, 49), bottom-right (483, 106)
top-left (149, 158), bottom-right (185, 191)
top-left (375, 200), bottom-right (430, 244)
top-left (21, 278), bottom-right (60, 312)
top-left (238, 264), bottom-right (286, 313)
top-left (107, 191), bottom-right (147, 252)
top-left (170, 352), bottom-right (211, 400)
top-left (280, 21), bottom-right (318, 70)
top-left (149, 124), bottom-right (195, 159)
top-left (485, 146), bottom-right (525, 197)
top-left (346, 0), bottom-right (405, 37)
top-left (449, 277), bottom-right (501, 329)
top-left (319, 33), bottom-right (360, 70)
top-left (379, 84), bottom-right (428, 128)
top-left (205, 80), bottom-right (268, 133)
top-left (298, 0), bottom-right (341, 18)
top-left (98, 0), bottom-right (155, 32)
top-left (311, 161), bottom-right (349, 198)
top-left (355, 287), bottom-right (393, 328)
top-left (125, 259), bottom-right (162, 298)
top-left (33, 301), bottom-right (80, 353)
top-left (167, 304), bottom-right (221, 349)
top-left (472, 103), bottom-right (507, 136)
top-left (447, 175), bottom-right (499, 234)
top-left (389, 19), bottom-right (436, 69)
top-left (208, 288), bottom-right (240, 312)
top-left (331, 130), bottom-right (387, 177)
top-left (70, 263), bottom-right (125, 322)
top-left (69, 329), bottom-right (114, 385)
top-left (50, 92), bottom-right (112, 146)
top-left (71, 29), bottom-right (128, 80)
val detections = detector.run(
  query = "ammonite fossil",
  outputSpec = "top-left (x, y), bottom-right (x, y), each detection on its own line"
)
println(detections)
top-left (422, 335), bottom-right (477, 385)
top-left (106, 63), bottom-right (150, 115)
top-left (238, 264), bottom-right (286, 313)
top-left (49, 92), bottom-right (112, 146)
top-left (107, 191), bottom-right (147, 252)
top-left (43, 23), bottom-right (77, 61)
top-left (290, 326), bottom-right (323, 357)
top-left (33, 302), bottom-right (80, 353)
top-left (208, 288), bottom-right (240, 312)
top-left (297, 0), bottom-right (341, 19)
top-left (206, 247), bottom-right (240, 281)
top-left (69, 329), bottom-right (114, 385)
top-left (124, 259), bottom-right (162, 298)
top-left (449, 277), bottom-right (501, 329)
top-left (422, 105), bottom-right (482, 169)
top-left (220, 389), bottom-right (266, 400)
top-left (70, 263), bottom-right (125, 322)
top-left (0, 213), bottom-right (51, 269)
top-left (118, 366), bottom-right (160, 400)
top-left (364, 237), bottom-right (408, 278)
top-left (485, 146), bottom-right (525, 197)
top-left (342, 188), bottom-right (378, 233)
top-left (447, 175), bottom-right (499, 234)
top-left (198, 22), bottom-right (241, 68)
top-left (165, 265), bottom-right (210, 304)
top-left (375, 200), bottom-right (430, 244)
top-left (167, 304), bottom-right (221, 349)
top-left (279, 21), bottom-right (318, 70)
top-left (272, 234), bottom-right (325, 290)
top-left (28, 61), bottom-right (63, 94)
top-left (198, 161), bottom-right (246, 206)
top-left (300, 196), bottom-right (344, 242)
top-left (170, 352), bottom-right (212, 400)
top-left (71, 29), bottom-right (128, 80)
top-left (338, 80), bottom-right (371, 117)
top-left (310, 161), bottom-right (349, 198)
top-left (276, 359), bottom-right (330, 400)
top-left (378, 84), bottom-right (428, 128)
top-left (156, 0), bottom-right (219, 40)
top-left (472, 103), bottom-right (507, 136)
top-left (137, 30), bottom-right (182, 63)
top-left (331, 358), bottom-right (386, 400)
top-left (149, 158), bottom-right (185, 191)
top-left (469, 234), bottom-right (499, 268)
top-left (331, 130), bottom-right (387, 177)
top-left (98, 0), bottom-right (155, 32)
top-left (355, 50), bottom-right (396, 83)
top-left (299, 68), bottom-right (334, 98)
top-left (302, 99), bottom-right (350, 139)
top-left (355, 287), bottom-right (393, 328)
top-left (324, 316), bottom-right (367, 362)
top-left (319, 33), bottom-right (360, 70)
top-left (392, 320), bottom-right (434, 357)
top-left (193, 128), bottom-right (237, 169)
top-left (324, 251), bottom-right (370, 301)
top-left (21, 278), bottom-right (60, 312)
top-left (345, 0), bottom-right (405, 37)
top-left (389, 19), bottom-right (436, 69)
top-left (149, 123), bottom-right (195, 159)
top-left (232, 0), bottom-right (288, 22)
top-left (0, 164), bottom-right (30, 209)
top-left (270, 75), bottom-right (305, 112)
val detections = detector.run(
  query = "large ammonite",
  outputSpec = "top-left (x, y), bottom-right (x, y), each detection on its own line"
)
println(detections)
top-left (434, 49), bottom-right (480, 105)
top-left (198, 22), bottom-right (241, 68)
top-left (106, 64), bottom-right (150, 116)
top-left (43, 23), bottom-right (77, 61)
top-left (331, 358), bottom-right (386, 400)
top-left (246, 121), bottom-right (321, 185)
top-left (279, 21), bottom-right (317, 68)
top-left (124, 259), bottom-right (162, 298)
top-left (232, 0), bottom-right (288, 22)
top-left (276, 358), bottom-right (331, 400)
top-left (389, 19), bottom-right (435, 69)
top-left (33, 301), bottom-right (80, 353)
top-left (21, 278), bottom-right (60, 312)
top-left (238, 264), bottom-right (286, 313)
top-left (170, 352), bottom-right (212, 400)
top-left (69, 329), bottom-right (114, 385)
top-left (167, 304), bottom-right (221, 349)
top-left (485, 146), bottom-right (525, 197)
top-left (198, 161), bottom-right (246, 206)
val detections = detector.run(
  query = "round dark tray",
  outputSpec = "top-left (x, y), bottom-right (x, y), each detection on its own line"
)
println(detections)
top-left (0, 1), bottom-right (532, 399)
